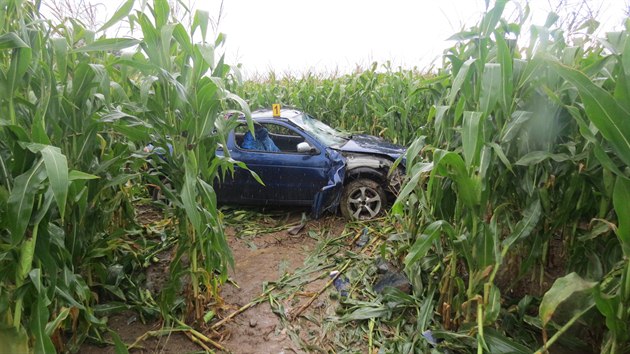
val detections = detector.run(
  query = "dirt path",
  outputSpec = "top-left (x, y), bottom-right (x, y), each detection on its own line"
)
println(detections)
top-left (217, 215), bottom-right (346, 354)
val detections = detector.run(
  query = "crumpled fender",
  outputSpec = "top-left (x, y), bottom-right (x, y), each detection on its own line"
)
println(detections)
top-left (311, 149), bottom-right (346, 218)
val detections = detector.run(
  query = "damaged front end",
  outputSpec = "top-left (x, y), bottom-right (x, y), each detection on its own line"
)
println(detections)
top-left (311, 149), bottom-right (346, 218)
top-left (344, 153), bottom-right (405, 195)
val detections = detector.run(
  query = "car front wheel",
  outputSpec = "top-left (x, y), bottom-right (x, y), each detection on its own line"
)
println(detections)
top-left (340, 178), bottom-right (386, 220)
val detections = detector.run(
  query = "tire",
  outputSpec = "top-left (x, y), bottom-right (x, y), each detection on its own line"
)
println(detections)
top-left (340, 178), bottom-right (387, 220)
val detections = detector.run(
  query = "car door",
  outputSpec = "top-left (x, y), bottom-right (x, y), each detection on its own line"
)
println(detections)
top-left (217, 121), bottom-right (335, 205)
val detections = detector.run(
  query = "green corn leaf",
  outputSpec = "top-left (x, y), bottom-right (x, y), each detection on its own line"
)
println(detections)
top-left (550, 61), bottom-right (630, 167)
top-left (480, 63), bottom-right (501, 116)
top-left (404, 220), bottom-right (453, 268)
top-left (74, 38), bottom-right (140, 53)
top-left (7, 160), bottom-right (46, 243)
top-left (71, 63), bottom-right (96, 106)
top-left (173, 23), bottom-right (193, 55)
top-left (539, 272), bottom-right (596, 327)
top-left (192, 10), bottom-right (210, 42)
top-left (341, 306), bottom-right (389, 322)
top-left (484, 284), bottom-right (501, 324)
top-left (480, 0), bottom-right (507, 36)
top-left (496, 33), bottom-right (514, 112)
top-left (20, 143), bottom-right (70, 219)
top-left (7, 46), bottom-right (32, 96)
top-left (31, 296), bottom-right (55, 354)
top-left (448, 58), bottom-right (475, 106)
top-left (160, 24), bottom-right (175, 66)
top-left (515, 151), bottom-right (571, 166)
top-left (395, 162), bottom-right (433, 204)
top-left (40, 146), bottom-right (69, 219)
top-left (431, 150), bottom-right (481, 208)
top-left (182, 159), bottom-right (202, 233)
top-left (462, 111), bottom-right (483, 168)
top-left (501, 111), bottom-right (531, 143)
top-left (68, 170), bottom-right (99, 181)
top-left (502, 198), bottom-right (541, 252)
top-left (483, 328), bottom-right (531, 354)
top-left (593, 286), bottom-right (626, 340)
top-left (613, 177), bottom-right (630, 257)
top-left (109, 330), bottom-right (130, 354)
top-left (98, 0), bottom-right (135, 32)
top-left (488, 142), bottom-right (512, 171)
top-left (153, 0), bottom-right (170, 28)
top-left (0, 32), bottom-right (29, 49)
top-left (45, 307), bottom-right (70, 336)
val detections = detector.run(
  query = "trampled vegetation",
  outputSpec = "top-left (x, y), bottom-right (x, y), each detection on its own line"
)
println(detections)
top-left (1, 0), bottom-right (629, 353)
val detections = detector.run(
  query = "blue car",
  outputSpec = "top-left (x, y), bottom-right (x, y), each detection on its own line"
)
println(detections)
top-left (214, 108), bottom-right (406, 220)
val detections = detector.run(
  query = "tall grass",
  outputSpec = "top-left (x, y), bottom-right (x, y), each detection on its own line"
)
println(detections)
top-left (0, 0), bottom-right (245, 351)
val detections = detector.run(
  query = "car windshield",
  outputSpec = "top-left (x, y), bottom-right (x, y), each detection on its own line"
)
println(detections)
top-left (289, 114), bottom-right (348, 146)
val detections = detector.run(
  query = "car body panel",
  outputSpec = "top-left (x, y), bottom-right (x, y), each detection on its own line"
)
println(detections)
top-left (334, 134), bottom-right (406, 161)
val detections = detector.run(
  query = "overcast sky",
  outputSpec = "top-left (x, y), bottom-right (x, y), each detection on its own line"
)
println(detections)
top-left (198, 0), bottom-right (629, 77)
top-left (90, 0), bottom-right (630, 78)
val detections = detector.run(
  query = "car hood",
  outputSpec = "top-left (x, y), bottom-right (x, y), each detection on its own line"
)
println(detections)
top-left (334, 134), bottom-right (406, 160)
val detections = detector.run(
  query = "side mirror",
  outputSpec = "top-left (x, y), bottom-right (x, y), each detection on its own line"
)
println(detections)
top-left (297, 142), bottom-right (316, 153)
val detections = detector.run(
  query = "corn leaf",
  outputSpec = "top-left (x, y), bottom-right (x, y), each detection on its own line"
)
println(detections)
top-left (502, 198), bottom-right (541, 251)
top-left (448, 58), bottom-right (476, 106)
top-left (192, 10), bottom-right (209, 42)
top-left (38, 146), bottom-right (68, 219)
top-left (480, 63), bottom-right (501, 116)
top-left (341, 306), bottom-right (389, 322)
top-left (30, 296), bottom-right (55, 354)
top-left (404, 220), bottom-right (453, 268)
top-left (98, 0), bottom-right (135, 32)
top-left (539, 272), bottom-right (596, 327)
top-left (0, 32), bottom-right (28, 49)
top-left (7, 160), bottom-right (46, 243)
top-left (110, 330), bottom-right (130, 354)
top-left (74, 38), bottom-right (140, 53)
top-left (483, 328), bottom-right (531, 354)
top-left (613, 177), bottom-right (630, 257)
top-left (550, 61), bottom-right (630, 167)
top-left (44, 308), bottom-right (70, 336)
top-left (462, 111), bottom-right (483, 168)
top-left (496, 33), bottom-right (513, 112)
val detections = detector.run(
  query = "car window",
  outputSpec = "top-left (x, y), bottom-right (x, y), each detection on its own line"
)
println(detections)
top-left (289, 114), bottom-right (348, 147)
top-left (235, 122), bottom-right (311, 153)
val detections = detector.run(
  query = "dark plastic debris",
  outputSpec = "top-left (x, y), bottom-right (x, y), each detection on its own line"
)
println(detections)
top-left (373, 270), bottom-right (411, 294)
top-left (330, 270), bottom-right (350, 297)
top-left (355, 227), bottom-right (369, 247)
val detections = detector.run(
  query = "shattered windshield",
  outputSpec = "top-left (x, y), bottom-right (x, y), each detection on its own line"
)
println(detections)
top-left (289, 114), bottom-right (348, 147)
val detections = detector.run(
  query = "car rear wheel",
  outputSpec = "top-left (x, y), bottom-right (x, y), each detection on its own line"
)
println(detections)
top-left (340, 178), bottom-right (386, 220)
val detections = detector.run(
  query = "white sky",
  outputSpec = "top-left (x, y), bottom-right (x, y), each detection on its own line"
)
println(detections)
top-left (87, 0), bottom-right (630, 78)
top-left (195, 0), bottom-right (629, 78)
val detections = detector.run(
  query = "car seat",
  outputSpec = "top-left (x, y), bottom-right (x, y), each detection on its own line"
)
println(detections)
top-left (241, 126), bottom-right (280, 152)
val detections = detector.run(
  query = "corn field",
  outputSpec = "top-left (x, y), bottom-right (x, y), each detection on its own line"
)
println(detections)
top-left (1, 0), bottom-right (630, 353)
top-left (0, 0), bottom-right (247, 351)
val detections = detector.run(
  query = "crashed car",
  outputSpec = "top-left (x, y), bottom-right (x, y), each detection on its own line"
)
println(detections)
top-left (214, 108), bottom-right (406, 220)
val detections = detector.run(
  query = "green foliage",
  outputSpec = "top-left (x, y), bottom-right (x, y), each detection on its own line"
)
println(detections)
top-left (393, 2), bottom-right (630, 353)
top-left (0, 0), bottom-right (245, 351)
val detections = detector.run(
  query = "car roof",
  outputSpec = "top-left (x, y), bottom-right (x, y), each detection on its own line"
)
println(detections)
top-left (250, 108), bottom-right (303, 121)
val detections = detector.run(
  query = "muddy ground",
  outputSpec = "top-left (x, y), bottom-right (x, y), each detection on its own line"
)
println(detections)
top-left (83, 209), bottom-right (347, 354)
top-left (218, 215), bottom-right (346, 353)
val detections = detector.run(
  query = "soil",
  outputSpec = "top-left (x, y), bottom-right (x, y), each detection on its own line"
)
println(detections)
top-left (82, 207), bottom-right (347, 354)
